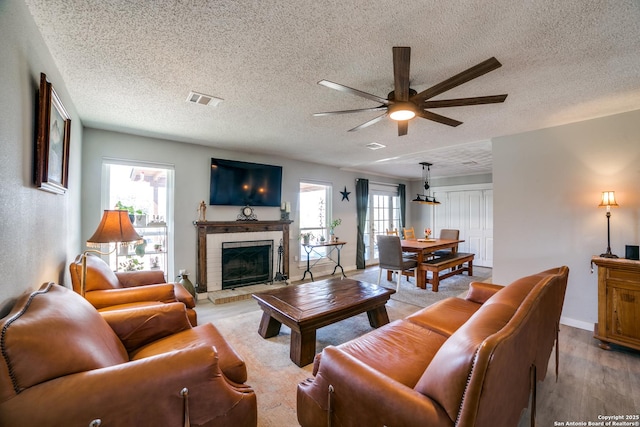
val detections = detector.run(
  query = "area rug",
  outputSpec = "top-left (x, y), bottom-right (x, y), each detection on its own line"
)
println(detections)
top-left (347, 265), bottom-right (492, 307)
top-left (213, 300), bottom-right (416, 426)
top-left (210, 265), bottom-right (492, 426)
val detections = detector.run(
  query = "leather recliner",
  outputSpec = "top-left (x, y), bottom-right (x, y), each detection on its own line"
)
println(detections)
top-left (0, 282), bottom-right (256, 426)
top-left (70, 253), bottom-right (197, 325)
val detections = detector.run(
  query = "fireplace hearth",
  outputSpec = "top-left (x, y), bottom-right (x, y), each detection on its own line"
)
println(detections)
top-left (221, 240), bottom-right (273, 289)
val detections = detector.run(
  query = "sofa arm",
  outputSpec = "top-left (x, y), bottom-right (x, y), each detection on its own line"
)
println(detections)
top-left (0, 346), bottom-right (257, 427)
top-left (297, 347), bottom-right (451, 427)
top-left (100, 302), bottom-right (192, 353)
top-left (115, 270), bottom-right (195, 309)
top-left (174, 283), bottom-right (196, 308)
top-left (85, 283), bottom-right (177, 309)
top-left (465, 282), bottom-right (504, 304)
top-left (115, 270), bottom-right (166, 287)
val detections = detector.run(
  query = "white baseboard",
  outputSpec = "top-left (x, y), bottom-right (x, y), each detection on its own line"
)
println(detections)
top-left (560, 316), bottom-right (593, 331)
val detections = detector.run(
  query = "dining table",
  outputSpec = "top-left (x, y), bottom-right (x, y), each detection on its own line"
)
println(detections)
top-left (393, 238), bottom-right (464, 289)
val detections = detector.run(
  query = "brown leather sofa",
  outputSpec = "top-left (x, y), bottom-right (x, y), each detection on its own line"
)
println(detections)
top-left (0, 282), bottom-right (256, 426)
top-left (297, 266), bottom-right (569, 427)
top-left (70, 253), bottom-right (198, 325)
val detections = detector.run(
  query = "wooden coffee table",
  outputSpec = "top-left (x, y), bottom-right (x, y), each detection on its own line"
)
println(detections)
top-left (252, 278), bottom-right (395, 367)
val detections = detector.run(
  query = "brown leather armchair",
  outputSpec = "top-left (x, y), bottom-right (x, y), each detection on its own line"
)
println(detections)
top-left (0, 282), bottom-right (256, 426)
top-left (70, 253), bottom-right (197, 325)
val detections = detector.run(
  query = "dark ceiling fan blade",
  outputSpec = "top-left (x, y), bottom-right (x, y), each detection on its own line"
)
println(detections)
top-left (347, 113), bottom-right (387, 132)
top-left (318, 80), bottom-right (389, 105)
top-left (393, 47), bottom-right (411, 101)
top-left (416, 110), bottom-right (463, 127)
top-left (410, 57), bottom-right (503, 105)
top-left (422, 94), bottom-right (508, 108)
top-left (313, 106), bottom-right (387, 116)
top-left (397, 120), bottom-right (409, 136)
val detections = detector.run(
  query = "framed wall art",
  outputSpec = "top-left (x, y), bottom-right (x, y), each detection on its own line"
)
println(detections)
top-left (35, 72), bottom-right (71, 194)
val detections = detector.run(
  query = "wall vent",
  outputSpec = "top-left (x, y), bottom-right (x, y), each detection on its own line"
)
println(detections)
top-left (186, 91), bottom-right (223, 107)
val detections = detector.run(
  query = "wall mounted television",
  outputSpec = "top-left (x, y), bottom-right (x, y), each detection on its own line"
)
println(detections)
top-left (209, 158), bottom-right (283, 207)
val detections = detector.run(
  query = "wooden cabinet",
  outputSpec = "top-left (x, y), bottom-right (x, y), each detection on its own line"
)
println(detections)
top-left (592, 256), bottom-right (640, 351)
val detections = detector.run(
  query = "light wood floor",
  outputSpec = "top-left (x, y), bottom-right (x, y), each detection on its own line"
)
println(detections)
top-left (518, 325), bottom-right (640, 426)
top-left (197, 294), bottom-right (640, 426)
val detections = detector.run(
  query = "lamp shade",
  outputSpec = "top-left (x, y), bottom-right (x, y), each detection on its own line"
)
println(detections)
top-left (87, 210), bottom-right (143, 247)
top-left (599, 191), bottom-right (619, 208)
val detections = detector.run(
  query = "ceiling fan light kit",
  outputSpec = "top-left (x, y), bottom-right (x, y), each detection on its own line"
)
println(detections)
top-left (388, 102), bottom-right (416, 121)
top-left (315, 47), bottom-right (508, 136)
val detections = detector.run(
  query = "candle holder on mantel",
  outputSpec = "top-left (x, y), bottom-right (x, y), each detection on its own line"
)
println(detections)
top-left (280, 201), bottom-right (291, 221)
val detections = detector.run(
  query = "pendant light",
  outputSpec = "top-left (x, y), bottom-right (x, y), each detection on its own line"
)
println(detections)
top-left (412, 162), bottom-right (440, 205)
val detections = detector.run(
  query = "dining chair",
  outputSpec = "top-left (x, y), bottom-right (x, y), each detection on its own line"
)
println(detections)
top-left (377, 235), bottom-right (418, 292)
top-left (385, 228), bottom-right (398, 236)
top-left (403, 227), bottom-right (416, 240)
top-left (432, 229), bottom-right (460, 257)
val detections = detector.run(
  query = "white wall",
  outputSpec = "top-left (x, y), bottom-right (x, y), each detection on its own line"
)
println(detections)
top-left (493, 109), bottom-right (640, 329)
top-left (82, 128), bottom-right (409, 285)
top-left (0, 0), bottom-right (82, 309)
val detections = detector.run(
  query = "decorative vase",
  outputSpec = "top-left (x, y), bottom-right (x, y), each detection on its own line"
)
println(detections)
top-left (135, 214), bottom-right (147, 227)
top-left (135, 242), bottom-right (146, 257)
top-left (177, 271), bottom-right (197, 300)
top-left (303, 236), bottom-right (310, 245)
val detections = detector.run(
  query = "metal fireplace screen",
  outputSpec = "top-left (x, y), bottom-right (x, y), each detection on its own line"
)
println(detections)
top-left (221, 240), bottom-right (273, 289)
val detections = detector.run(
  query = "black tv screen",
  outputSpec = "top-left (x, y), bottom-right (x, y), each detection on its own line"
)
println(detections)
top-left (209, 158), bottom-right (283, 207)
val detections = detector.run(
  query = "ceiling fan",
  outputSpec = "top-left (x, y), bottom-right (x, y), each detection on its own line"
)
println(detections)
top-left (314, 47), bottom-right (508, 136)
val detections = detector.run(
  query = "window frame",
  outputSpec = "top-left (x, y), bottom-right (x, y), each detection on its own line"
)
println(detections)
top-left (298, 180), bottom-right (333, 262)
top-left (101, 158), bottom-right (175, 278)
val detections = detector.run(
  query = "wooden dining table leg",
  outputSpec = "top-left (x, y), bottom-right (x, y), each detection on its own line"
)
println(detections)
top-left (416, 250), bottom-right (426, 289)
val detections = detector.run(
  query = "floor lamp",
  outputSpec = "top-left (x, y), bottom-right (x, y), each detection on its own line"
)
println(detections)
top-left (598, 191), bottom-right (619, 258)
top-left (81, 210), bottom-right (143, 296)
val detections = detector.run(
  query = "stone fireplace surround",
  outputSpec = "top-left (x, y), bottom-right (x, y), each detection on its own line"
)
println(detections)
top-left (194, 220), bottom-right (292, 293)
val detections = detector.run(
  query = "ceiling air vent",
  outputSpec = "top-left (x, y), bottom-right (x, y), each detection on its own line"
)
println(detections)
top-left (186, 91), bottom-right (223, 107)
top-left (365, 142), bottom-right (386, 150)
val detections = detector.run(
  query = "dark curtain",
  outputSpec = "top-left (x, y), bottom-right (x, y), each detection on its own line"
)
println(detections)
top-left (355, 178), bottom-right (369, 269)
top-left (398, 183), bottom-right (406, 229)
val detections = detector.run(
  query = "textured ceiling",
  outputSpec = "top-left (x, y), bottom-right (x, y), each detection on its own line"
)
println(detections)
top-left (23, 0), bottom-right (640, 180)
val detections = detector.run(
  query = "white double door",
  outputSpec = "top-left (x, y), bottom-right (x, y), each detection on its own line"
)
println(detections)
top-left (432, 185), bottom-right (493, 268)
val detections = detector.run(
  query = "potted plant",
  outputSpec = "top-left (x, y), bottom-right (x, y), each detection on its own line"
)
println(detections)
top-left (116, 201), bottom-right (147, 226)
top-left (116, 201), bottom-right (135, 224)
top-left (329, 218), bottom-right (342, 242)
top-left (134, 209), bottom-right (147, 227)
top-left (300, 232), bottom-right (314, 245)
top-left (118, 258), bottom-right (144, 271)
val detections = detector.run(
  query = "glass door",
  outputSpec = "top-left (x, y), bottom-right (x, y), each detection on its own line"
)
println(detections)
top-left (364, 191), bottom-right (400, 265)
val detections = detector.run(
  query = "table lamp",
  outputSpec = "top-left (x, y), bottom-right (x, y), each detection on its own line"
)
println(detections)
top-left (81, 210), bottom-right (143, 296)
top-left (598, 191), bottom-right (619, 258)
